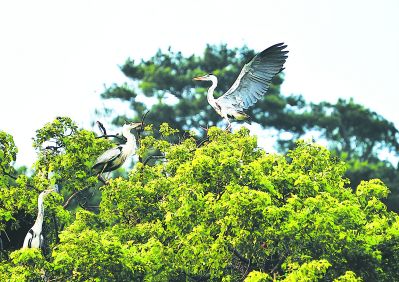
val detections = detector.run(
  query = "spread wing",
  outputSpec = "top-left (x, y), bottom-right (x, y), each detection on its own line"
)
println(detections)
top-left (92, 146), bottom-right (122, 170)
top-left (217, 43), bottom-right (288, 110)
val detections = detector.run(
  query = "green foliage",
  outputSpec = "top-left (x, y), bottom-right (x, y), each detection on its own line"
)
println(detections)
top-left (0, 173), bottom-right (68, 252)
top-left (0, 131), bottom-right (50, 251)
top-left (33, 117), bottom-right (111, 194)
top-left (0, 131), bottom-right (17, 164)
top-left (0, 131), bottom-right (18, 185)
top-left (309, 99), bottom-right (399, 161)
top-left (3, 43), bottom-right (399, 280)
top-left (334, 271), bottom-right (363, 282)
top-left (0, 249), bottom-right (47, 281)
top-left (2, 121), bottom-right (399, 280)
top-left (0, 117), bottom-right (110, 251)
top-left (51, 211), bottom-right (135, 281)
top-left (283, 259), bottom-right (331, 281)
top-left (245, 270), bottom-right (272, 281)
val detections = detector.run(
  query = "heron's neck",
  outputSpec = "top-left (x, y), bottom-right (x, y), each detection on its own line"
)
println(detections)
top-left (33, 194), bottom-right (45, 232)
top-left (122, 128), bottom-right (137, 151)
top-left (207, 77), bottom-right (218, 107)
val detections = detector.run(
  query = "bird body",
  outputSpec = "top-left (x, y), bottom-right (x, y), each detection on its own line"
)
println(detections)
top-left (92, 145), bottom-right (125, 173)
top-left (92, 122), bottom-right (142, 184)
top-left (194, 43), bottom-right (288, 129)
top-left (22, 188), bottom-right (55, 249)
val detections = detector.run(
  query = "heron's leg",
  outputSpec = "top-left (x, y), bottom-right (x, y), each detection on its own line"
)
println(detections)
top-left (225, 119), bottom-right (232, 132)
top-left (98, 174), bottom-right (109, 185)
top-left (200, 125), bottom-right (210, 132)
top-left (98, 164), bottom-right (109, 185)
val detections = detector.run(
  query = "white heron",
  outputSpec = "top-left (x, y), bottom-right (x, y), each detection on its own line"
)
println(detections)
top-left (22, 188), bottom-right (56, 249)
top-left (193, 42), bottom-right (288, 129)
top-left (92, 122), bottom-right (143, 184)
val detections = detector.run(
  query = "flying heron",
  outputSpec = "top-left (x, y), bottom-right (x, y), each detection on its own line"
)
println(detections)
top-left (22, 188), bottom-right (57, 249)
top-left (193, 42), bottom-right (288, 129)
top-left (92, 122), bottom-right (143, 184)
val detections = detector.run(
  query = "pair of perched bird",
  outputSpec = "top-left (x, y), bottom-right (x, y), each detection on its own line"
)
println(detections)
top-left (92, 42), bottom-right (288, 184)
top-left (23, 43), bottom-right (288, 249)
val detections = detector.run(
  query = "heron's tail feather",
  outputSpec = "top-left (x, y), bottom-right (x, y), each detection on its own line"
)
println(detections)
top-left (244, 117), bottom-right (252, 125)
top-left (234, 111), bottom-right (251, 123)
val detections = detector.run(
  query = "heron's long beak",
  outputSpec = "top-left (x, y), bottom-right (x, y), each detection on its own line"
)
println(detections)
top-left (44, 188), bottom-right (56, 195)
top-left (193, 76), bottom-right (205, 81)
top-left (130, 122), bottom-right (145, 130)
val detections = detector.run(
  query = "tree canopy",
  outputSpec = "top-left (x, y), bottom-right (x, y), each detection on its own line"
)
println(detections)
top-left (2, 43), bottom-right (399, 281)
top-left (1, 121), bottom-right (399, 281)
top-left (99, 44), bottom-right (399, 211)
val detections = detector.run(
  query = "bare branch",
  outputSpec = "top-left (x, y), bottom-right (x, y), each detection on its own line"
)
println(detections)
top-left (230, 247), bottom-right (251, 265)
top-left (63, 186), bottom-right (91, 209)
top-left (95, 120), bottom-right (127, 142)
top-left (96, 121), bottom-right (107, 137)
top-left (45, 145), bottom-right (63, 151)
top-left (96, 134), bottom-right (126, 142)
top-left (196, 137), bottom-right (209, 148)
top-left (52, 213), bottom-right (60, 244)
top-left (270, 255), bottom-right (285, 274)
top-left (136, 110), bottom-right (150, 163)
top-left (141, 110), bottom-right (150, 126)
top-left (3, 230), bottom-right (10, 242)
top-left (143, 155), bottom-right (166, 166)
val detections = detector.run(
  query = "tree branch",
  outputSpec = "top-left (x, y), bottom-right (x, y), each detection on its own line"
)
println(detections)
top-left (196, 137), bottom-right (209, 148)
top-left (143, 155), bottom-right (166, 166)
top-left (141, 110), bottom-right (150, 125)
top-left (63, 187), bottom-right (91, 209)
top-left (230, 246), bottom-right (251, 265)
top-left (137, 110), bottom-right (150, 163)
top-left (0, 165), bottom-right (38, 191)
top-left (95, 120), bottom-right (127, 142)
top-left (96, 121), bottom-right (107, 136)
top-left (270, 255), bottom-right (285, 274)
top-left (188, 273), bottom-right (211, 281)
top-left (52, 212), bottom-right (60, 244)
top-left (1, 169), bottom-right (17, 180)
top-left (96, 134), bottom-right (126, 142)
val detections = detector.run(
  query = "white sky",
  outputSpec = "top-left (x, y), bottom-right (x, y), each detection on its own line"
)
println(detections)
top-left (0, 0), bottom-right (398, 167)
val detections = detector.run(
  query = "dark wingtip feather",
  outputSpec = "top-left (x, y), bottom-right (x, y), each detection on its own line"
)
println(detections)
top-left (253, 43), bottom-right (288, 71)
top-left (258, 42), bottom-right (289, 57)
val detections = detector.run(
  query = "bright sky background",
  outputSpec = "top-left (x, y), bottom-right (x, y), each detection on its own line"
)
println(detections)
top-left (1, 0), bottom-right (398, 167)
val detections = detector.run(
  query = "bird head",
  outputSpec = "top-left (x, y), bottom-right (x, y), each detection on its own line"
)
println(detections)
top-left (41, 188), bottom-right (56, 197)
top-left (123, 122), bottom-right (145, 132)
top-left (193, 73), bottom-right (216, 82)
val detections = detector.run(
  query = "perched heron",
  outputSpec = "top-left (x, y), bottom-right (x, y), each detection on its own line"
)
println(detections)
top-left (193, 42), bottom-right (288, 129)
top-left (92, 122), bottom-right (143, 184)
top-left (22, 188), bottom-right (56, 249)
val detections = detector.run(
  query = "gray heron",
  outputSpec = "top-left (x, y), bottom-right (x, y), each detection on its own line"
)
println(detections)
top-left (92, 122), bottom-right (143, 184)
top-left (193, 42), bottom-right (288, 129)
top-left (22, 188), bottom-right (56, 249)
